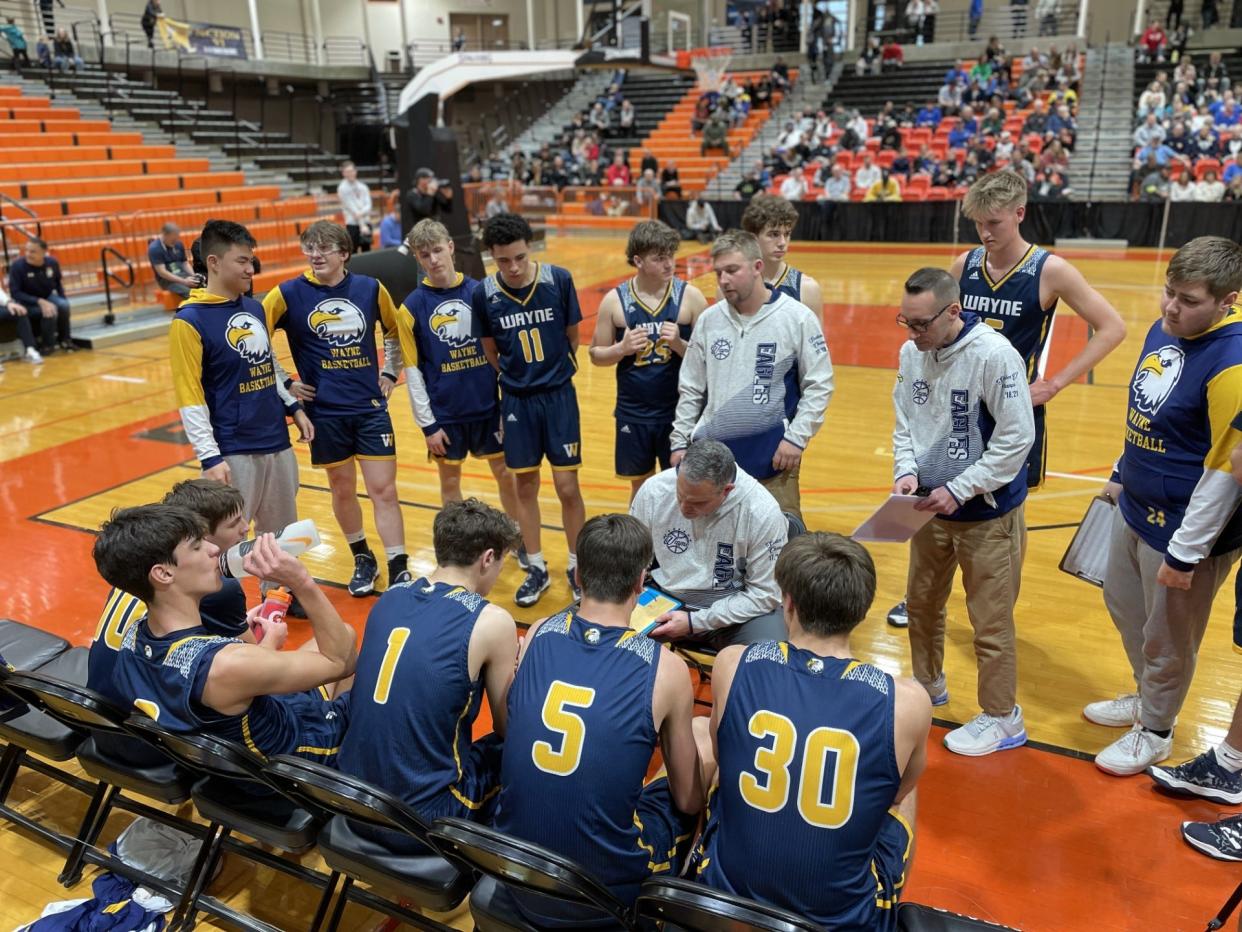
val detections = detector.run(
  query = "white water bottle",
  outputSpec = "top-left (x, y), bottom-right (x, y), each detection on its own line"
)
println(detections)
top-left (219, 518), bottom-right (321, 579)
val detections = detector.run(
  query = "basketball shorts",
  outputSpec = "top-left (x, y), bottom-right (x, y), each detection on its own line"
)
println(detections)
top-left (436, 412), bottom-right (505, 464)
top-left (1025, 404), bottom-right (1048, 489)
top-left (310, 409), bottom-right (396, 468)
top-left (501, 382), bottom-right (582, 472)
top-left (870, 808), bottom-right (914, 921)
top-left (281, 688), bottom-right (352, 766)
top-left (615, 419), bottom-right (673, 480)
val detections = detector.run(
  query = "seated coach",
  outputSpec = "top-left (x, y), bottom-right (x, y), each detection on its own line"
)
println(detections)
top-left (629, 439), bottom-right (788, 647)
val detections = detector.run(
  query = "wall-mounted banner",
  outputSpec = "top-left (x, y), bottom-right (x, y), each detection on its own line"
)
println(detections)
top-left (157, 17), bottom-right (249, 59)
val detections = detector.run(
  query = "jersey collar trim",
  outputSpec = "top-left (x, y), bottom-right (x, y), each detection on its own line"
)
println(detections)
top-left (981, 243), bottom-right (1037, 292)
top-left (495, 262), bottom-right (541, 306)
top-left (630, 277), bottom-right (673, 316)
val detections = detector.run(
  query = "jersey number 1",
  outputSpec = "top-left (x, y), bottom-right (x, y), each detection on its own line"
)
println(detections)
top-left (372, 627), bottom-right (411, 705)
top-left (532, 680), bottom-right (595, 776)
top-left (739, 710), bottom-right (859, 829)
top-left (518, 328), bottom-right (545, 364)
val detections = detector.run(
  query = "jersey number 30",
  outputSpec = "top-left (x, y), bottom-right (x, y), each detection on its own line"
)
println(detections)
top-left (739, 710), bottom-right (859, 829)
top-left (532, 680), bottom-right (595, 776)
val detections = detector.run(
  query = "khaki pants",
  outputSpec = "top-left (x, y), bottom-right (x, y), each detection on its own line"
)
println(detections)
top-left (759, 461), bottom-right (801, 519)
top-left (906, 504), bottom-right (1026, 717)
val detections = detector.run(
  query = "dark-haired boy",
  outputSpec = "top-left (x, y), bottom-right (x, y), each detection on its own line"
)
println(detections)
top-left (589, 220), bottom-right (707, 499)
top-left (693, 532), bottom-right (930, 928)
top-left (471, 212), bottom-right (587, 607)
top-left (95, 504), bottom-right (356, 760)
top-left (338, 499), bottom-right (520, 847)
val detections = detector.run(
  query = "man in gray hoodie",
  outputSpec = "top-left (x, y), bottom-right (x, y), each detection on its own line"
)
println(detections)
top-left (893, 267), bottom-right (1035, 758)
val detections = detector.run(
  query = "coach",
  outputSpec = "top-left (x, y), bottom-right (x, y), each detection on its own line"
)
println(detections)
top-left (630, 439), bottom-right (788, 647)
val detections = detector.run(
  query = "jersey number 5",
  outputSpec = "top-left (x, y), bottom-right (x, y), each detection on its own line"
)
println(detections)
top-left (739, 710), bottom-right (860, 829)
top-left (532, 680), bottom-right (595, 776)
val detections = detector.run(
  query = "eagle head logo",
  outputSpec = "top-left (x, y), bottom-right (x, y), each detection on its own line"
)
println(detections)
top-left (225, 312), bottom-right (271, 364)
top-left (308, 299), bottom-right (367, 347)
top-left (428, 298), bottom-right (475, 349)
top-left (1132, 345), bottom-right (1185, 416)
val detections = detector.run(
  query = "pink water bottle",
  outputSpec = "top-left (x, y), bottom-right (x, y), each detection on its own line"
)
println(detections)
top-left (252, 587), bottom-right (292, 643)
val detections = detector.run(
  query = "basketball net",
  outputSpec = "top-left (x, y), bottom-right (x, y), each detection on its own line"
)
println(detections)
top-left (691, 49), bottom-right (732, 93)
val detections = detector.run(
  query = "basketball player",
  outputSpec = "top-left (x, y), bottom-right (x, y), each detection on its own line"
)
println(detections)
top-left (95, 505), bottom-right (356, 762)
top-left (493, 514), bottom-right (702, 925)
top-left (472, 212), bottom-right (587, 607)
top-left (397, 219), bottom-right (520, 520)
top-left (693, 533), bottom-right (931, 926)
top-left (589, 219), bottom-right (707, 499)
top-left (170, 220), bottom-right (312, 545)
top-left (740, 193), bottom-right (824, 315)
top-left (338, 499), bottom-right (520, 849)
top-left (887, 169), bottom-right (1126, 628)
top-left (262, 220), bottom-right (409, 598)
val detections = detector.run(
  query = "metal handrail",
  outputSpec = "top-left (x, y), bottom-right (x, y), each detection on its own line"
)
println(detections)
top-left (0, 195), bottom-right (42, 271)
top-left (100, 246), bottom-right (135, 326)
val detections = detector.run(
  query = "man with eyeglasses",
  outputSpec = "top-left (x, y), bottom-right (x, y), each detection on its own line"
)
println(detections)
top-left (892, 267), bottom-right (1035, 757)
top-left (261, 220), bottom-right (410, 597)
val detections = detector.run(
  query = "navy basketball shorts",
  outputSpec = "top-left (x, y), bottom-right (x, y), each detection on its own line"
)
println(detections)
top-left (500, 382), bottom-right (582, 472)
top-left (615, 419), bottom-right (674, 480)
top-left (281, 688), bottom-right (351, 767)
top-left (436, 412), bottom-right (505, 465)
top-left (310, 409), bottom-right (396, 468)
top-left (1026, 404), bottom-right (1048, 489)
top-left (870, 808), bottom-right (914, 919)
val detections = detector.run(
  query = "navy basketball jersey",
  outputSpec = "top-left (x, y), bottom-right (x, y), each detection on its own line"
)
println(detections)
top-left (614, 277), bottom-right (692, 424)
top-left (471, 263), bottom-right (583, 395)
top-left (959, 245), bottom-right (1058, 382)
top-left (338, 579), bottom-right (496, 819)
top-left (766, 264), bottom-right (804, 304)
top-left (698, 643), bottom-right (902, 930)
top-left (495, 613), bottom-right (661, 912)
top-left (263, 271), bottom-right (400, 417)
top-left (397, 274), bottom-right (498, 425)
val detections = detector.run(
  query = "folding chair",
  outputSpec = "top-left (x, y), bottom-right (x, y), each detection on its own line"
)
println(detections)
top-left (634, 877), bottom-right (824, 931)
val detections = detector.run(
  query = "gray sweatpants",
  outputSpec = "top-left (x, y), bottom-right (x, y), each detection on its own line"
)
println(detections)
top-left (223, 448), bottom-right (299, 536)
top-left (688, 608), bottom-right (788, 650)
top-left (1102, 507), bottom-right (1240, 732)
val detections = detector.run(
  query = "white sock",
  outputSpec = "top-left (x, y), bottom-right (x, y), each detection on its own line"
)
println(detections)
top-left (384, 546), bottom-right (405, 561)
top-left (567, 552), bottom-right (577, 571)
top-left (1215, 741), bottom-right (1242, 773)
top-left (527, 551), bottom-right (546, 570)
top-left (344, 529), bottom-right (367, 544)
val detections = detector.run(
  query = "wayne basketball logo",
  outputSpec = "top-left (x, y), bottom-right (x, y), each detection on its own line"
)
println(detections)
top-left (429, 299), bottom-right (475, 349)
top-left (309, 299), bottom-right (367, 347)
top-left (225, 312), bottom-right (271, 364)
top-left (912, 379), bottom-right (930, 405)
top-left (1132, 346), bottom-right (1185, 416)
top-left (711, 338), bottom-right (732, 360)
top-left (663, 528), bottom-right (690, 554)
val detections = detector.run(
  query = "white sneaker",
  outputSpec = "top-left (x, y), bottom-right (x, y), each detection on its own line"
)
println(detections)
top-left (920, 672), bottom-right (949, 707)
top-left (25, 346), bottom-right (43, 365)
top-left (1083, 693), bottom-right (1139, 727)
top-left (1095, 724), bottom-right (1173, 776)
top-left (944, 706), bottom-right (1027, 757)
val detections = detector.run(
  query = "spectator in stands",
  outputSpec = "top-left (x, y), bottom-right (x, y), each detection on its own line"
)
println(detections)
top-left (915, 99), bottom-right (942, 129)
top-left (141, 0), bottom-right (162, 48)
top-left (9, 237), bottom-right (72, 355)
top-left (638, 148), bottom-right (658, 176)
top-left (33, 34), bottom-right (49, 67)
top-left (0, 280), bottom-right (41, 364)
top-left (618, 98), bottom-right (636, 134)
top-left (684, 196), bottom-right (722, 242)
top-left (636, 168), bottom-right (660, 206)
top-left (947, 120), bottom-right (973, 152)
top-left (1224, 174), bottom-right (1242, 201)
top-left (702, 111), bottom-right (731, 156)
top-left (771, 55), bottom-right (791, 91)
top-left (407, 167), bottom-right (452, 225)
top-left (1201, 0), bottom-right (1219, 29)
top-left (879, 119), bottom-right (903, 151)
top-left (659, 161), bottom-right (682, 199)
top-left (545, 155), bottom-right (571, 191)
top-left (1222, 125), bottom-right (1242, 162)
top-left (1031, 169), bottom-right (1071, 200)
top-left (1134, 112), bottom-right (1167, 150)
top-left (735, 167), bottom-right (764, 200)
top-left (51, 27), bottom-right (81, 72)
top-left (854, 154), bottom-right (881, 193)
top-left (865, 169), bottom-right (902, 202)
top-left (336, 161), bottom-right (373, 254)
top-left (1202, 52), bottom-right (1229, 92)
top-left (779, 170), bottom-right (808, 201)
top-left (1039, 139), bottom-right (1071, 176)
top-left (589, 101), bottom-right (611, 136)
top-left (1191, 123), bottom-right (1220, 160)
top-left (606, 150), bottom-right (632, 185)
top-left (820, 165), bottom-right (852, 201)
top-left (1167, 22), bottom-right (1188, 62)
top-left (938, 78), bottom-right (963, 115)
top-left (1197, 168), bottom-right (1226, 201)
top-left (1023, 99), bottom-right (1050, 136)
top-left (1170, 171), bottom-right (1198, 201)
top-left (881, 37), bottom-right (904, 71)
top-left (379, 192), bottom-right (402, 248)
top-left (1140, 163), bottom-right (1172, 201)
top-left (1137, 83), bottom-right (1167, 119)
top-left (1037, 0), bottom-right (1059, 35)
top-left (1, 17), bottom-right (29, 68)
top-left (1138, 19), bottom-right (1167, 63)
top-left (148, 222), bottom-right (196, 300)
top-left (752, 75), bottom-right (773, 108)
top-left (969, 0), bottom-right (983, 39)
top-left (856, 36), bottom-right (881, 76)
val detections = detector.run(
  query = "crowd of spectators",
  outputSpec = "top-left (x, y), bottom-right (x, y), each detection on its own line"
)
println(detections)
top-left (747, 38), bottom-right (1081, 204)
top-left (1129, 52), bottom-right (1242, 202)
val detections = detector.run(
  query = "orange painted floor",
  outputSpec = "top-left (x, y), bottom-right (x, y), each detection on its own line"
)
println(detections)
top-left (2, 239), bottom-right (1240, 929)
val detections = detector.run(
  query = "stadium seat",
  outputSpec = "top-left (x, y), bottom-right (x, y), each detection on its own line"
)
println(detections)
top-left (428, 817), bottom-right (636, 931)
top-left (1195, 158), bottom-right (1222, 180)
top-left (263, 754), bottom-right (474, 931)
top-left (897, 903), bottom-right (1019, 930)
top-left (634, 877), bottom-right (823, 931)
top-left (0, 648), bottom-right (89, 765)
top-left (0, 618), bottom-right (69, 671)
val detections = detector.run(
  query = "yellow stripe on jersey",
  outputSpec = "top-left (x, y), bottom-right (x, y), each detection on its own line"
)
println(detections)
top-left (260, 284), bottom-right (289, 333)
top-left (168, 317), bottom-right (207, 408)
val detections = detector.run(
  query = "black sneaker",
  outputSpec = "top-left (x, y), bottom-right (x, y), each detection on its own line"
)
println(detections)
top-left (886, 600), bottom-right (909, 628)
top-left (388, 556), bottom-right (412, 587)
top-left (515, 563), bottom-right (550, 607)
top-left (348, 552), bottom-right (379, 597)
top-left (1150, 749), bottom-right (1242, 804)
top-left (516, 545), bottom-right (531, 570)
top-left (1182, 814), bottom-right (1242, 861)
top-left (566, 567), bottom-right (581, 603)
top-left (59, 340), bottom-right (78, 353)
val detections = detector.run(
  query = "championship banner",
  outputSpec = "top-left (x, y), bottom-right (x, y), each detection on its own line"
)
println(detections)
top-left (156, 16), bottom-right (248, 59)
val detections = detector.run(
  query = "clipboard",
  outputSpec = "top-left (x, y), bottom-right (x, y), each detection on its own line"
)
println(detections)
top-left (631, 587), bottom-right (683, 636)
top-left (1058, 495), bottom-right (1116, 588)
top-left (852, 494), bottom-right (936, 543)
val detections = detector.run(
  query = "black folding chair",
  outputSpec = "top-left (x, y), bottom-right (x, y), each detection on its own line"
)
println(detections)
top-left (427, 817), bottom-right (638, 931)
top-left (263, 754), bottom-right (470, 932)
top-left (0, 618), bottom-right (70, 671)
top-left (896, 903), bottom-right (1020, 931)
top-left (123, 714), bottom-right (336, 932)
top-left (634, 877), bottom-right (826, 931)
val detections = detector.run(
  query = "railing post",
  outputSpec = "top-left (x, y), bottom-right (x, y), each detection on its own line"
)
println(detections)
top-left (232, 77), bottom-right (241, 169)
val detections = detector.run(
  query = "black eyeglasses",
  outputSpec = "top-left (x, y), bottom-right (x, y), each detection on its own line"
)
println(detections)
top-left (896, 302), bottom-right (954, 334)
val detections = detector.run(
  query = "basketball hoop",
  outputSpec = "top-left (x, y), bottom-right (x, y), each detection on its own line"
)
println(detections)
top-left (690, 48), bottom-right (732, 93)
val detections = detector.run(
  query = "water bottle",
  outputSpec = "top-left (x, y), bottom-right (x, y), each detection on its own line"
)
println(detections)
top-left (219, 518), bottom-right (321, 579)
top-left (251, 587), bottom-right (293, 643)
